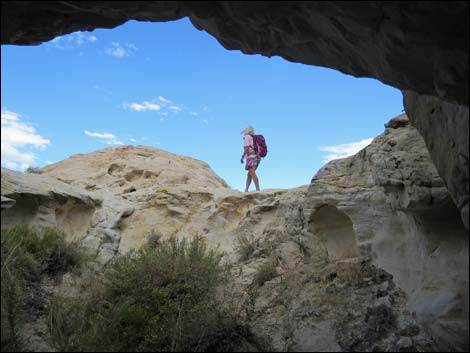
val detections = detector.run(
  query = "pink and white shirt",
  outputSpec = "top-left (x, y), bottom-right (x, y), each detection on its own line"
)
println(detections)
top-left (244, 135), bottom-right (257, 158)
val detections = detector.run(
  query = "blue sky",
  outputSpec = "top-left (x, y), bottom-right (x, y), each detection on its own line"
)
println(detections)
top-left (1, 17), bottom-right (403, 191)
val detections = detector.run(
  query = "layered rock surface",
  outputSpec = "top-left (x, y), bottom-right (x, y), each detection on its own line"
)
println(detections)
top-left (305, 116), bottom-right (469, 351)
top-left (1, 119), bottom-right (468, 351)
top-left (2, 2), bottom-right (468, 231)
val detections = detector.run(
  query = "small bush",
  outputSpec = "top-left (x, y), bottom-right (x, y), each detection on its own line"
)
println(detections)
top-left (234, 234), bottom-right (256, 261)
top-left (49, 235), bottom-right (244, 352)
top-left (155, 187), bottom-right (168, 194)
top-left (1, 225), bottom-right (84, 352)
top-left (26, 167), bottom-right (43, 174)
top-left (253, 258), bottom-right (279, 287)
top-left (146, 229), bottom-right (162, 250)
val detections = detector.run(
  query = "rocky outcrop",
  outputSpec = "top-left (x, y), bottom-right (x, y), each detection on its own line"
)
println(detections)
top-left (16, 145), bottom-right (230, 262)
top-left (1, 118), bottom-right (468, 351)
top-left (404, 91), bottom-right (469, 230)
top-left (1, 168), bottom-right (99, 243)
top-left (2, 2), bottom-right (468, 230)
top-left (305, 117), bottom-right (469, 351)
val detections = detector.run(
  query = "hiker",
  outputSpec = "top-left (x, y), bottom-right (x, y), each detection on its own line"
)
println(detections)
top-left (240, 125), bottom-right (261, 192)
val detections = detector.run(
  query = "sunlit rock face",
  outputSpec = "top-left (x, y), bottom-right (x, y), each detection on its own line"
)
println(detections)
top-left (306, 117), bottom-right (469, 351)
top-left (1, 168), bottom-right (100, 243)
top-left (1, 118), bottom-right (467, 350)
top-left (2, 2), bottom-right (468, 229)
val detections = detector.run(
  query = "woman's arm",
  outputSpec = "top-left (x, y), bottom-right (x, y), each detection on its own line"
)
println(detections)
top-left (241, 146), bottom-right (250, 163)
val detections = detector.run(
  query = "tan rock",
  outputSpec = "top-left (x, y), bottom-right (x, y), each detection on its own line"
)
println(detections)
top-left (1, 124), bottom-right (466, 351)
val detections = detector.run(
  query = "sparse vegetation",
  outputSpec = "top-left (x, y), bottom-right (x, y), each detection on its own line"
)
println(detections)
top-left (253, 258), bottom-right (279, 287)
top-left (234, 233), bottom-right (257, 261)
top-left (1, 225), bottom-right (84, 352)
top-left (26, 167), bottom-right (43, 174)
top-left (145, 229), bottom-right (162, 250)
top-left (155, 187), bottom-right (169, 194)
top-left (49, 235), bottom-right (247, 352)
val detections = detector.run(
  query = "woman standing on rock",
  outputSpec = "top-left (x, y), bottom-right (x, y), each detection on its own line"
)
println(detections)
top-left (240, 125), bottom-right (261, 192)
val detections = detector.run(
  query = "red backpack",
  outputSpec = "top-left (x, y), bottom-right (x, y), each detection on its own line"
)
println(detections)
top-left (252, 134), bottom-right (268, 157)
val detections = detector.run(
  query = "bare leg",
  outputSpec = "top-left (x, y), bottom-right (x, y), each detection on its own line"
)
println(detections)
top-left (245, 173), bottom-right (252, 192)
top-left (249, 167), bottom-right (260, 191)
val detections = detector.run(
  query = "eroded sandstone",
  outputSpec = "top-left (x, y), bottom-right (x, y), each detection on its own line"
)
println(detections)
top-left (1, 117), bottom-right (467, 350)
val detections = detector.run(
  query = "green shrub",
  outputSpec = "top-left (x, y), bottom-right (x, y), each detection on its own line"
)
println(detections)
top-left (253, 258), bottom-right (279, 287)
top-left (234, 234), bottom-right (256, 262)
top-left (1, 225), bottom-right (84, 352)
top-left (50, 235), bottom-right (245, 352)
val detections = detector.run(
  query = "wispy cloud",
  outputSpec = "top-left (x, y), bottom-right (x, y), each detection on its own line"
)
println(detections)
top-left (93, 84), bottom-right (112, 95)
top-left (50, 31), bottom-right (98, 49)
top-left (318, 138), bottom-right (373, 162)
top-left (84, 130), bottom-right (123, 145)
top-left (105, 42), bottom-right (137, 58)
top-left (122, 96), bottom-right (211, 126)
top-left (1, 110), bottom-right (50, 171)
top-left (169, 106), bottom-right (181, 112)
top-left (123, 101), bottom-right (161, 112)
top-left (158, 96), bottom-right (172, 104)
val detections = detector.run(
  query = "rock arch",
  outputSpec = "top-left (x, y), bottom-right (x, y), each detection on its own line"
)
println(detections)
top-left (310, 205), bottom-right (359, 261)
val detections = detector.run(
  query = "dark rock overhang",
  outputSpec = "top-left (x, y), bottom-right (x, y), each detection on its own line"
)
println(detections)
top-left (2, 1), bottom-right (468, 106)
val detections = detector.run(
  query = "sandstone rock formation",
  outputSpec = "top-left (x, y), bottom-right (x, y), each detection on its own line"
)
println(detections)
top-left (404, 91), bottom-right (469, 230)
top-left (2, 2), bottom-right (468, 231)
top-left (1, 168), bottom-right (100, 242)
top-left (1, 117), bottom-right (468, 351)
top-left (306, 116), bottom-right (469, 351)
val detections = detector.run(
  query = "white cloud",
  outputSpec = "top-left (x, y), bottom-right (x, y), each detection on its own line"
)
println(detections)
top-left (169, 106), bottom-right (181, 112)
top-left (190, 112), bottom-right (198, 116)
top-left (105, 42), bottom-right (137, 58)
top-left (5, 161), bottom-right (19, 169)
top-left (1, 110), bottom-right (50, 170)
top-left (106, 46), bottom-right (126, 58)
top-left (130, 138), bottom-right (137, 142)
top-left (49, 31), bottom-right (98, 49)
top-left (1, 144), bottom-right (35, 165)
top-left (158, 96), bottom-right (172, 104)
top-left (1, 110), bottom-right (19, 122)
top-left (84, 130), bottom-right (123, 145)
top-left (319, 138), bottom-right (373, 162)
top-left (126, 43), bottom-right (138, 51)
top-left (203, 119), bottom-right (209, 125)
top-left (124, 101), bottom-right (161, 112)
top-left (84, 130), bottom-right (116, 139)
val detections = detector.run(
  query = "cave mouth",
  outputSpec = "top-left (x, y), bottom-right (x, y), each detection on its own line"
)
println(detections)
top-left (310, 205), bottom-right (359, 261)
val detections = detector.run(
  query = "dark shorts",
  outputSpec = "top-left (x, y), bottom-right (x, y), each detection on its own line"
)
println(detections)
top-left (245, 156), bottom-right (261, 171)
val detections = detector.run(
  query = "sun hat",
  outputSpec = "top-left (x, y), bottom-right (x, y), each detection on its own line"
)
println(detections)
top-left (240, 125), bottom-right (254, 135)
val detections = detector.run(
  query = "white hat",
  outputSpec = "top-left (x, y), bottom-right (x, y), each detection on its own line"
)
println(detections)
top-left (240, 125), bottom-right (254, 135)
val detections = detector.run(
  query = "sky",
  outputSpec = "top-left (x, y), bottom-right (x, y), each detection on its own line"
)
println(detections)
top-left (1, 17), bottom-right (403, 191)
